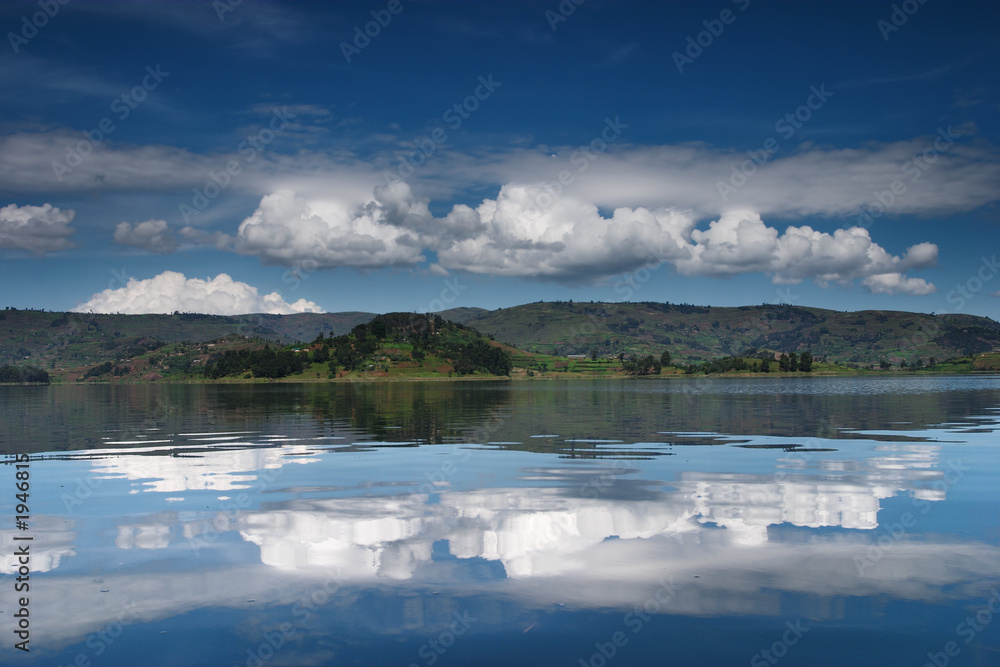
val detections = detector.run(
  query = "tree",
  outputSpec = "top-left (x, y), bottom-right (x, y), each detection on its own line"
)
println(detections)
top-left (799, 350), bottom-right (813, 372)
top-left (640, 354), bottom-right (660, 375)
top-left (589, 347), bottom-right (599, 361)
top-left (879, 360), bottom-right (891, 370)
top-left (621, 355), bottom-right (635, 374)
top-left (356, 333), bottom-right (379, 356)
top-left (779, 353), bottom-right (790, 372)
top-left (788, 352), bottom-right (799, 372)
top-left (760, 359), bottom-right (770, 373)
top-left (84, 361), bottom-right (114, 378)
top-left (369, 318), bottom-right (387, 341)
top-left (623, 355), bottom-right (661, 376)
top-left (334, 339), bottom-right (359, 371)
top-left (660, 350), bottom-right (671, 367)
top-left (451, 339), bottom-right (513, 376)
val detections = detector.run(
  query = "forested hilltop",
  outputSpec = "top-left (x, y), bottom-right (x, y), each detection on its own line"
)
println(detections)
top-left (202, 313), bottom-right (512, 381)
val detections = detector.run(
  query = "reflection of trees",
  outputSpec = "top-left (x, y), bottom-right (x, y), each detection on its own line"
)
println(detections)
top-left (465, 381), bottom-right (1000, 456)
top-left (300, 382), bottom-right (512, 444)
top-left (2, 383), bottom-right (514, 453)
top-left (3, 379), bottom-right (998, 456)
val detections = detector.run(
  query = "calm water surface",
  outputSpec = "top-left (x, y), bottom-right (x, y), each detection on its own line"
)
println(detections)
top-left (2, 376), bottom-right (999, 666)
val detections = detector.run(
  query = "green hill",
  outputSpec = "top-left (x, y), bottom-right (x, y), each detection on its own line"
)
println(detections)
top-left (0, 309), bottom-right (374, 376)
top-left (440, 301), bottom-right (1000, 367)
top-left (200, 312), bottom-right (513, 382)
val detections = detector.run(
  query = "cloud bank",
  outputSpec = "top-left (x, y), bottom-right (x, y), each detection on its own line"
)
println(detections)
top-left (222, 185), bottom-right (939, 294)
top-left (5, 128), bottom-right (998, 220)
top-left (113, 219), bottom-right (178, 254)
top-left (72, 271), bottom-right (323, 315)
top-left (0, 202), bottom-right (75, 254)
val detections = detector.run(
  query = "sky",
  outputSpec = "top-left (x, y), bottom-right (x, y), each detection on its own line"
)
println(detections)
top-left (0, 0), bottom-right (998, 318)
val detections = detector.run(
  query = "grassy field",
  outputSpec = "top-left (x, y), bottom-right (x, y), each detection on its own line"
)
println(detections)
top-left (973, 352), bottom-right (1000, 370)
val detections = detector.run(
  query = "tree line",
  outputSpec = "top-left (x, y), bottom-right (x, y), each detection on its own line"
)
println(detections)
top-left (0, 365), bottom-right (50, 384)
top-left (618, 350), bottom-right (672, 375)
top-left (684, 350), bottom-right (814, 374)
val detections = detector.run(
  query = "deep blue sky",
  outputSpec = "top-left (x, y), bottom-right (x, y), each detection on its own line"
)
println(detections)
top-left (1, 0), bottom-right (998, 317)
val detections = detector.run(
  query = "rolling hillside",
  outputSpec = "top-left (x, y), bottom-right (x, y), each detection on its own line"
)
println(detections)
top-left (0, 309), bottom-right (374, 371)
top-left (440, 302), bottom-right (1000, 366)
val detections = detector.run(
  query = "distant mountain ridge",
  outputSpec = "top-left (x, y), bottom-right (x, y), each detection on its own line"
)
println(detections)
top-left (1, 302), bottom-right (998, 372)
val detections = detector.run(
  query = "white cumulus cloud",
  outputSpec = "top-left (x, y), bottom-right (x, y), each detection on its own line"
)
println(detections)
top-left (0, 202), bottom-right (76, 254)
top-left (113, 219), bottom-right (178, 254)
top-left (222, 183), bottom-right (427, 268)
top-left (861, 273), bottom-right (937, 296)
top-left (72, 271), bottom-right (323, 315)
top-left (673, 211), bottom-right (938, 287)
top-left (430, 195), bottom-right (938, 293)
top-left (433, 183), bottom-right (693, 281)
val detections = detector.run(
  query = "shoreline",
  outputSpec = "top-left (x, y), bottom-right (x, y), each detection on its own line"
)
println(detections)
top-left (17, 368), bottom-right (998, 386)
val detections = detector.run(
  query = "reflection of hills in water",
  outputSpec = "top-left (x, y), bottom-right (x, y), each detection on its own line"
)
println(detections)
top-left (5, 376), bottom-right (1000, 455)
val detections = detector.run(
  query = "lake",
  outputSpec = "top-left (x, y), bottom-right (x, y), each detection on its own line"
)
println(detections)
top-left (2, 376), bottom-right (999, 666)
